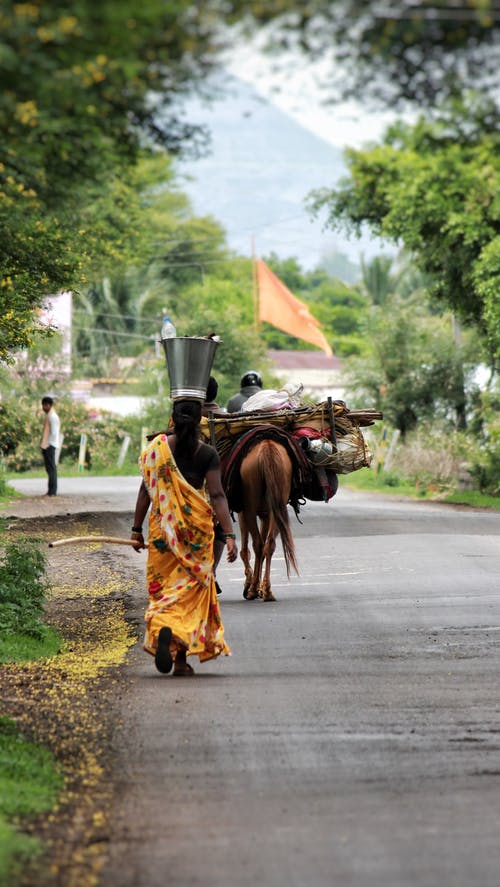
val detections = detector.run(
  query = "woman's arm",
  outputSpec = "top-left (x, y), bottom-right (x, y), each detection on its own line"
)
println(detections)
top-left (205, 467), bottom-right (238, 563)
top-left (130, 480), bottom-right (151, 550)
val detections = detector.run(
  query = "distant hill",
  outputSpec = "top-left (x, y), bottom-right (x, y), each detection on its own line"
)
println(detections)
top-left (172, 74), bottom-right (381, 278)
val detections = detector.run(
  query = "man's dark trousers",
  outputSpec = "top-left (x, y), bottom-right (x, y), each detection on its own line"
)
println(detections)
top-left (42, 445), bottom-right (57, 496)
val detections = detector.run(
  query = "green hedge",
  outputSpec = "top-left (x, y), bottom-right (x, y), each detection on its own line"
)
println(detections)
top-left (0, 539), bottom-right (51, 640)
top-left (0, 396), bottom-right (140, 472)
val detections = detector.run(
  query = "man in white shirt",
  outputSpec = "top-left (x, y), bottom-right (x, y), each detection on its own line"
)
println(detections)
top-left (40, 396), bottom-right (61, 496)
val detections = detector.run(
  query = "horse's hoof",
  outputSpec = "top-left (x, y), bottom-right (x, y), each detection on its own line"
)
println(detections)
top-left (244, 589), bottom-right (259, 601)
top-left (262, 592), bottom-right (276, 602)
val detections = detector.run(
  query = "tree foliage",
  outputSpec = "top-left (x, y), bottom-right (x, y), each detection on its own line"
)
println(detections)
top-left (0, 0), bottom-right (228, 357)
top-left (309, 101), bottom-right (500, 363)
top-left (4, 0), bottom-right (500, 364)
top-left (250, 1), bottom-right (500, 111)
top-left (0, 0), bottom-right (272, 362)
top-left (345, 296), bottom-right (480, 436)
top-left (69, 153), bottom-right (230, 375)
top-left (0, 538), bottom-right (50, 639)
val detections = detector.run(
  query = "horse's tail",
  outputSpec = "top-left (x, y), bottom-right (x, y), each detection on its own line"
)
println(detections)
top-left (258, 441), bottom-right (298, 578)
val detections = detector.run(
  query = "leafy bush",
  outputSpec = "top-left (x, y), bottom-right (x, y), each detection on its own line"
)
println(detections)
top-left (390, 424), bottom-right (468, 490)
top-left (465, 385), bottom-right (500, 495)
top-left (0, 393), bottom-right (135, 472)
top-left (0, 539), bottom-right (51, 639)
top-left (0, 399), bottom-right (38, 458)
top-left (63, 407), bottom-right (131, 470)
top-left (0, 461), bottom-right (9, 497)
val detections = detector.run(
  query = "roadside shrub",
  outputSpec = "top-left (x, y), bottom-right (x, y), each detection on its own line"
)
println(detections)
top-left (0, 460), bottom-right (9, 497)
top-left (465, 386), bottom-right (500, 495)
top-left (389, 424), bottom-right (468, 490)
top-left (0, 394), bottom-right (137, 472)
top-left (0, 539), bottom-right (51, 639)
top-left (0, 399), bottom-right (37, 458)
top-left (58, 404), bottom-right (129, 470)
top-left (378, 470), bottom-right (403, 487)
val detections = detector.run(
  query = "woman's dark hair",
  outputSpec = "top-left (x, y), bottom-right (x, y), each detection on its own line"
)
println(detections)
top-left (172, 400), bottom-right (202, 458)
top-left (206, 376), bottom-right (218, 402)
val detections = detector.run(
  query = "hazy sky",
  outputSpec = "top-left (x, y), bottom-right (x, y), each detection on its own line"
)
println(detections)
top-left (226, 39), bottom-right (399, 150)
top-left (174, 37), bottom-right (399, 271)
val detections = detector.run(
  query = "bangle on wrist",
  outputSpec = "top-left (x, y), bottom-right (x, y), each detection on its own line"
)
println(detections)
top-left (225, 533), bottom-right (236, 540)
top-left (131, 526), bottom-right (143, 534)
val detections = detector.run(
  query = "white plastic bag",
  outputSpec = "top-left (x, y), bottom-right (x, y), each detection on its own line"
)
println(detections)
top-left (242, 382), bottom-right (304, 412)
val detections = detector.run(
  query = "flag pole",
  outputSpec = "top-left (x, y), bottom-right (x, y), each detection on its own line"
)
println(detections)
top-left (251, 236), bottom-right (258, 332)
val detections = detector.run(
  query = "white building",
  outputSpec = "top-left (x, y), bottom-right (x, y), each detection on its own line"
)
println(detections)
top-left (267, 350), bottom-right (346, 403)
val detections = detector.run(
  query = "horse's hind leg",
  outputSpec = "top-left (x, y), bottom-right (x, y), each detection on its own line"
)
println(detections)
top-left (238, 513), bottom-right (253, 599)
top-left (246, 519), bottom-right (264, 600)
top-left (260, 526), bottom-right (277, 602)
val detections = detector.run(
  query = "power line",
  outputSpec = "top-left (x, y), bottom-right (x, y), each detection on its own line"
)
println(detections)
top-left (154, 212), bottom-right (312, 251)
top-left (73, 311), bottom-right (158, 325)
top-left (72, 326), bottom-right (157, 341)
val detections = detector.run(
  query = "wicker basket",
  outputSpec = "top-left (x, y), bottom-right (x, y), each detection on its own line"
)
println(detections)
top-left (201, 400), bottom-right (382, 474)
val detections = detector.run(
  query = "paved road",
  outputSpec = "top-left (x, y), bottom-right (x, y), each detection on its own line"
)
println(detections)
top-left (7, 475), bottom-right (140, 515)
top-left (98, 485), bottom-right (500, 887)
top-left (9, 479), bottom-right (500, 885)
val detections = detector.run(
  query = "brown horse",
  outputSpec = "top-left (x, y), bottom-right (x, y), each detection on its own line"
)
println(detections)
top-left (238, 438), bottom-right (298, 601)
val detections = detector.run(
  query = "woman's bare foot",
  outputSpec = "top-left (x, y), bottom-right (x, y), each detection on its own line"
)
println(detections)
top-left (173, 649), bottom-right (194, 676)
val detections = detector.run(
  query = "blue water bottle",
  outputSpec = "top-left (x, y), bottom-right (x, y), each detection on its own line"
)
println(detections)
top-left (160, 316), bottom-right (176, 340)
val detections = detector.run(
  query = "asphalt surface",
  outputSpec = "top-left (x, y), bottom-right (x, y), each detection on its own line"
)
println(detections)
top-left (8, 478), bottom-right (500, 886)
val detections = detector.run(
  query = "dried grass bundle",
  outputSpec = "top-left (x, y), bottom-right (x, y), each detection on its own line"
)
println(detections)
top-left (201, 401), bottom-right (382, 474)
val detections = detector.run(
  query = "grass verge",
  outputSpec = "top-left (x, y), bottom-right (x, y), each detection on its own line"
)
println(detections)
top-left (5, 460), bottom-right (140, 481)
top-left (342, 468), bottom-right (500, 510)
top-left (0, 628), bottom-right (62, 664)
top-left (0, 716), bottom-right (63, 887)
top-left (1, 518), bottom-right (137, 887)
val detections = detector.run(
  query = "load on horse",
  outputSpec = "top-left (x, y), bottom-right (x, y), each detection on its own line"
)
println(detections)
top-left (200, 395), bottom-right (383, 601)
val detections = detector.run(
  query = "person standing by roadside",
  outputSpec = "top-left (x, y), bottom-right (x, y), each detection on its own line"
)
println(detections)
top-left (40, 395), bottom-right (61, 497)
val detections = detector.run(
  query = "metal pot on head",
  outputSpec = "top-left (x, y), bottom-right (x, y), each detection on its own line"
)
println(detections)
top-left (163, 336), bottom-right (219, 401)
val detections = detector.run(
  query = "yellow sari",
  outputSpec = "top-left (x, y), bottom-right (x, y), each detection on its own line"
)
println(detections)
top-left (141, 433), bottom-right (231, 662)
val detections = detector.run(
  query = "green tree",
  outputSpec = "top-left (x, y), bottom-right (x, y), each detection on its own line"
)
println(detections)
top-left (167, 259), bottom-right (269, 403)
top-left (359, 255), bottom-right (397, 306)
top-left (0, 0), bottom-right (211, 357)
top-left (359, 252), bottom-right (434, 306)
top-left (70, 153), bottom-right (230, 375)
top-left (309, 100), bottom-right (500, 363)
top-left (5, 1), bottom-right (499, 363)
top-left (245, 1), bottom-right (500, 111)
top-left (0, 0), bottom-right (282, 362)
top-left (346, 296), bottom-right (480, 436)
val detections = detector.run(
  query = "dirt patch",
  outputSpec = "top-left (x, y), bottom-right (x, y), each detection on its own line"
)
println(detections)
top-left (1, 509), bottom-right (140, 887)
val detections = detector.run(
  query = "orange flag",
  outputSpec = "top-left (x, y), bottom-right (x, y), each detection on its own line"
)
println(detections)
top-left (256, 259), bottom-right (333, 356)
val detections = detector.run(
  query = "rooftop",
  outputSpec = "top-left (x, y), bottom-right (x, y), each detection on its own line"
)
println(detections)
top-left (267, 350), bottom-right (344, 371)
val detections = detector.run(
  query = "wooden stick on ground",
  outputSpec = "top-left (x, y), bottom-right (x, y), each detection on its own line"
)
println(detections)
top-left (48, 536), bottom-right (148, 549)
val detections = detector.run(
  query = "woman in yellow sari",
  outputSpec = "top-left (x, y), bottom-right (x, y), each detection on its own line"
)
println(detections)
top-left (131, 400), bottom-right (237, 676)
